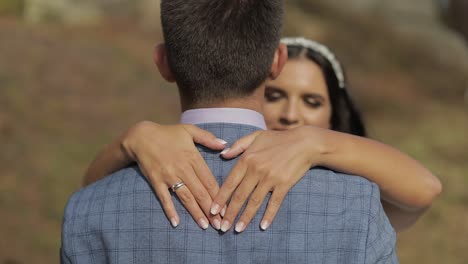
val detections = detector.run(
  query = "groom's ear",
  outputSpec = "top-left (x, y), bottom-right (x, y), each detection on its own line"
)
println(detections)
top-left (269, 43), bottom-right (288, 80)
top-left (153, 43), bottom-right (176, 83)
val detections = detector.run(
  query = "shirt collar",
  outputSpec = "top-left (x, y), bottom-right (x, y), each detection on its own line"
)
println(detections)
top-left (180, 108), bottom-right (267, 130)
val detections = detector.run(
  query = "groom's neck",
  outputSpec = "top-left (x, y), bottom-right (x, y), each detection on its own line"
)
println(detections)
top-left (180, 86), bottom-right (265, 114)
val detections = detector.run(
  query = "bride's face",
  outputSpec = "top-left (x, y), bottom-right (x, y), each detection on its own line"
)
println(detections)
top-left (263, 58), bottom-right (332, 131)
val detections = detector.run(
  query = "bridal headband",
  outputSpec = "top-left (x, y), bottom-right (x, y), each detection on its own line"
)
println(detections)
top-left (281, 37), bottom-right (345, 89)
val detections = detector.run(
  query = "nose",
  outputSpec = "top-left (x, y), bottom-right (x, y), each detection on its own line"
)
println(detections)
top-left (279, 100), bottom-right (301, 127)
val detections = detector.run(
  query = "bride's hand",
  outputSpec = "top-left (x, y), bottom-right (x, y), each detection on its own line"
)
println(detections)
top-left (211, 126), bottom-right (328, 232)
top-left (122, 121), bottom-right (227, 230)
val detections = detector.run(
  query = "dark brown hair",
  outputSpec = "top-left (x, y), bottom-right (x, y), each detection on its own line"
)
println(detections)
top-left (161, 0), bottom-right (284, 107)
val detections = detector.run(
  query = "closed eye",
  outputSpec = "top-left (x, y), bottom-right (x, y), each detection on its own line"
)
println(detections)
top-left (303, 94), bottom-right (324, 108)
top-left (265, 86), bottom-right (287, 102)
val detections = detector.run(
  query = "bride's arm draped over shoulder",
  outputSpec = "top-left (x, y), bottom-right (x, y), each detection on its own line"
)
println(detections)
top-left (309, 126), bottom-right (442, 231)
top-left (216, 125), bottom-right (442, 233)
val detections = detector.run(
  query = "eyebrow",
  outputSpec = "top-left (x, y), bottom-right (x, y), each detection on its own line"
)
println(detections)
top-left (303, 93), bottom-right (325, 102)
top-left (265, 85), bottom-right (284, 91)
top-left (265, 85), bottom-right (287, 95)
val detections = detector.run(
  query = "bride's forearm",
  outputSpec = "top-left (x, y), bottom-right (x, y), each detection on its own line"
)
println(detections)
top-left (302, 126), bottom-right (442, 212)
top-left (82, 132), bottom-right (134, 186)
top-left (381, 200), bottom-right (426, 232)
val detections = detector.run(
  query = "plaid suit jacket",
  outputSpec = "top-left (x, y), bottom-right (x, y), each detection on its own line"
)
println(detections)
top-left (61, 123), bottom-right (398, 264)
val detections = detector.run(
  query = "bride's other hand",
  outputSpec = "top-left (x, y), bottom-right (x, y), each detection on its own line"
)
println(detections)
top-left (121, 121), bottom-right (227, 230)
top-left (212, 126), bottom-right (324, 232)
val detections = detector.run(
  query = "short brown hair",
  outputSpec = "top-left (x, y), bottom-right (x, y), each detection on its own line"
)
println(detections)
top-left (161, 0), bottom-right (284, 106)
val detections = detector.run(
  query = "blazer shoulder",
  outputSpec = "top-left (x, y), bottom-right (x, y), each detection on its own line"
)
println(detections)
top-left (63, 166), bottom-right (145, 221)
top-left (307, 167), bottom-right (377, 192)
top-left (301, 168), bottom-right (381, 213)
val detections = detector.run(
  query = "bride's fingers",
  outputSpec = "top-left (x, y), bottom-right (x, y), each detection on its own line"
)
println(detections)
top-left (183, 124), bottom-right (227, 150)
top-left (169, 176), bottom-right (210, 230)
top-left (221, 131), bottom-right (261, 159)
top-left (234, 183), bottom-right (270, 233)
top-left (143, 164), bottom-right (182, 228)
top-left (259, 189), bottom-right (287, 231)
top-left (211, 159), bottom-right (248, 215)
top-left (220, 169), bottom-right (260, 232)
top-left (154, 182), bottom-right (180, 228)
top-left (191, 151), bottom-right (220, 199)
top-left (181, 164), bottom-right (222, 230)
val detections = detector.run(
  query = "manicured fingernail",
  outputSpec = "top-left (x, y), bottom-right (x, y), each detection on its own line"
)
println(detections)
top-left (211, 204), bottom-right (220, 215)
top-left (220, 148), bottom-right (231, 155)
top-left (220, 205), bottom-right (227, 217)
top-left (170, 217), bottom-right (179, 228)
top-left (216, 138), bottom-right (228, 145)
top-left (221, 220), bottom-right (231, 232)
top-left (260, 220), bottom-right (270, 230)
top-left (198, 218), bottom-right (209, 230)
top-left (235, 221), bottom-right (245, 233)
top-left (213, 219), bottom-right (221, 230)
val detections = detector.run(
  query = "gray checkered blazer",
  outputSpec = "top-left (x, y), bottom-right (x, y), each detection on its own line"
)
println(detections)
top-left (61, 123), bottom-right (398, 264)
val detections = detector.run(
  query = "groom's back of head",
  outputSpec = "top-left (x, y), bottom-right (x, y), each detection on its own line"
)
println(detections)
top-left (160, 0), bottom-right (283, 106)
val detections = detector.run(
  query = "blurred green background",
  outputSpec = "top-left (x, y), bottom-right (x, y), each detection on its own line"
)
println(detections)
top-left (1, 0), bottom-right (467, 263)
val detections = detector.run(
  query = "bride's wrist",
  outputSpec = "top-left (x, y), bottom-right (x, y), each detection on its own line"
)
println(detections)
top-left (300, 126), bottom-right (337, 166)
top-left (120, 121), bottom-right (152, 162)
top-left (120, 131), bottom-right (137, 162)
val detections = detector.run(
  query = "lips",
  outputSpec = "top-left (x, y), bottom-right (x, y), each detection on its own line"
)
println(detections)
top-left (271, 127), bottom-right (289, 131)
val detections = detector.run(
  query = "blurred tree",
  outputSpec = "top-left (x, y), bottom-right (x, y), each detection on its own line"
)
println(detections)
top-left (24, 0), bottom-right (102, 25)
top-left (0, 0), bottom-right (24, 16)
top-left (139, 0), bottom-right (161, 30)
top-left (22, 0), bottom-right (157, 26)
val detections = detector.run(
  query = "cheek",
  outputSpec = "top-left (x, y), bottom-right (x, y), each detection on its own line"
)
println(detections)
top-left (263, 102), bottom-right (282, 124)
top-left (302, 107), bottom-right (332, 129)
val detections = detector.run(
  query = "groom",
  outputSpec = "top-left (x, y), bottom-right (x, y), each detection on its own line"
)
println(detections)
top-left (61, 0), bottom-right (398, 263)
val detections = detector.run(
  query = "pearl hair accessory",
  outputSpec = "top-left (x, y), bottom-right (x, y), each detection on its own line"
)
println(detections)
top-left (281, 37), bottom-right (345, 89)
